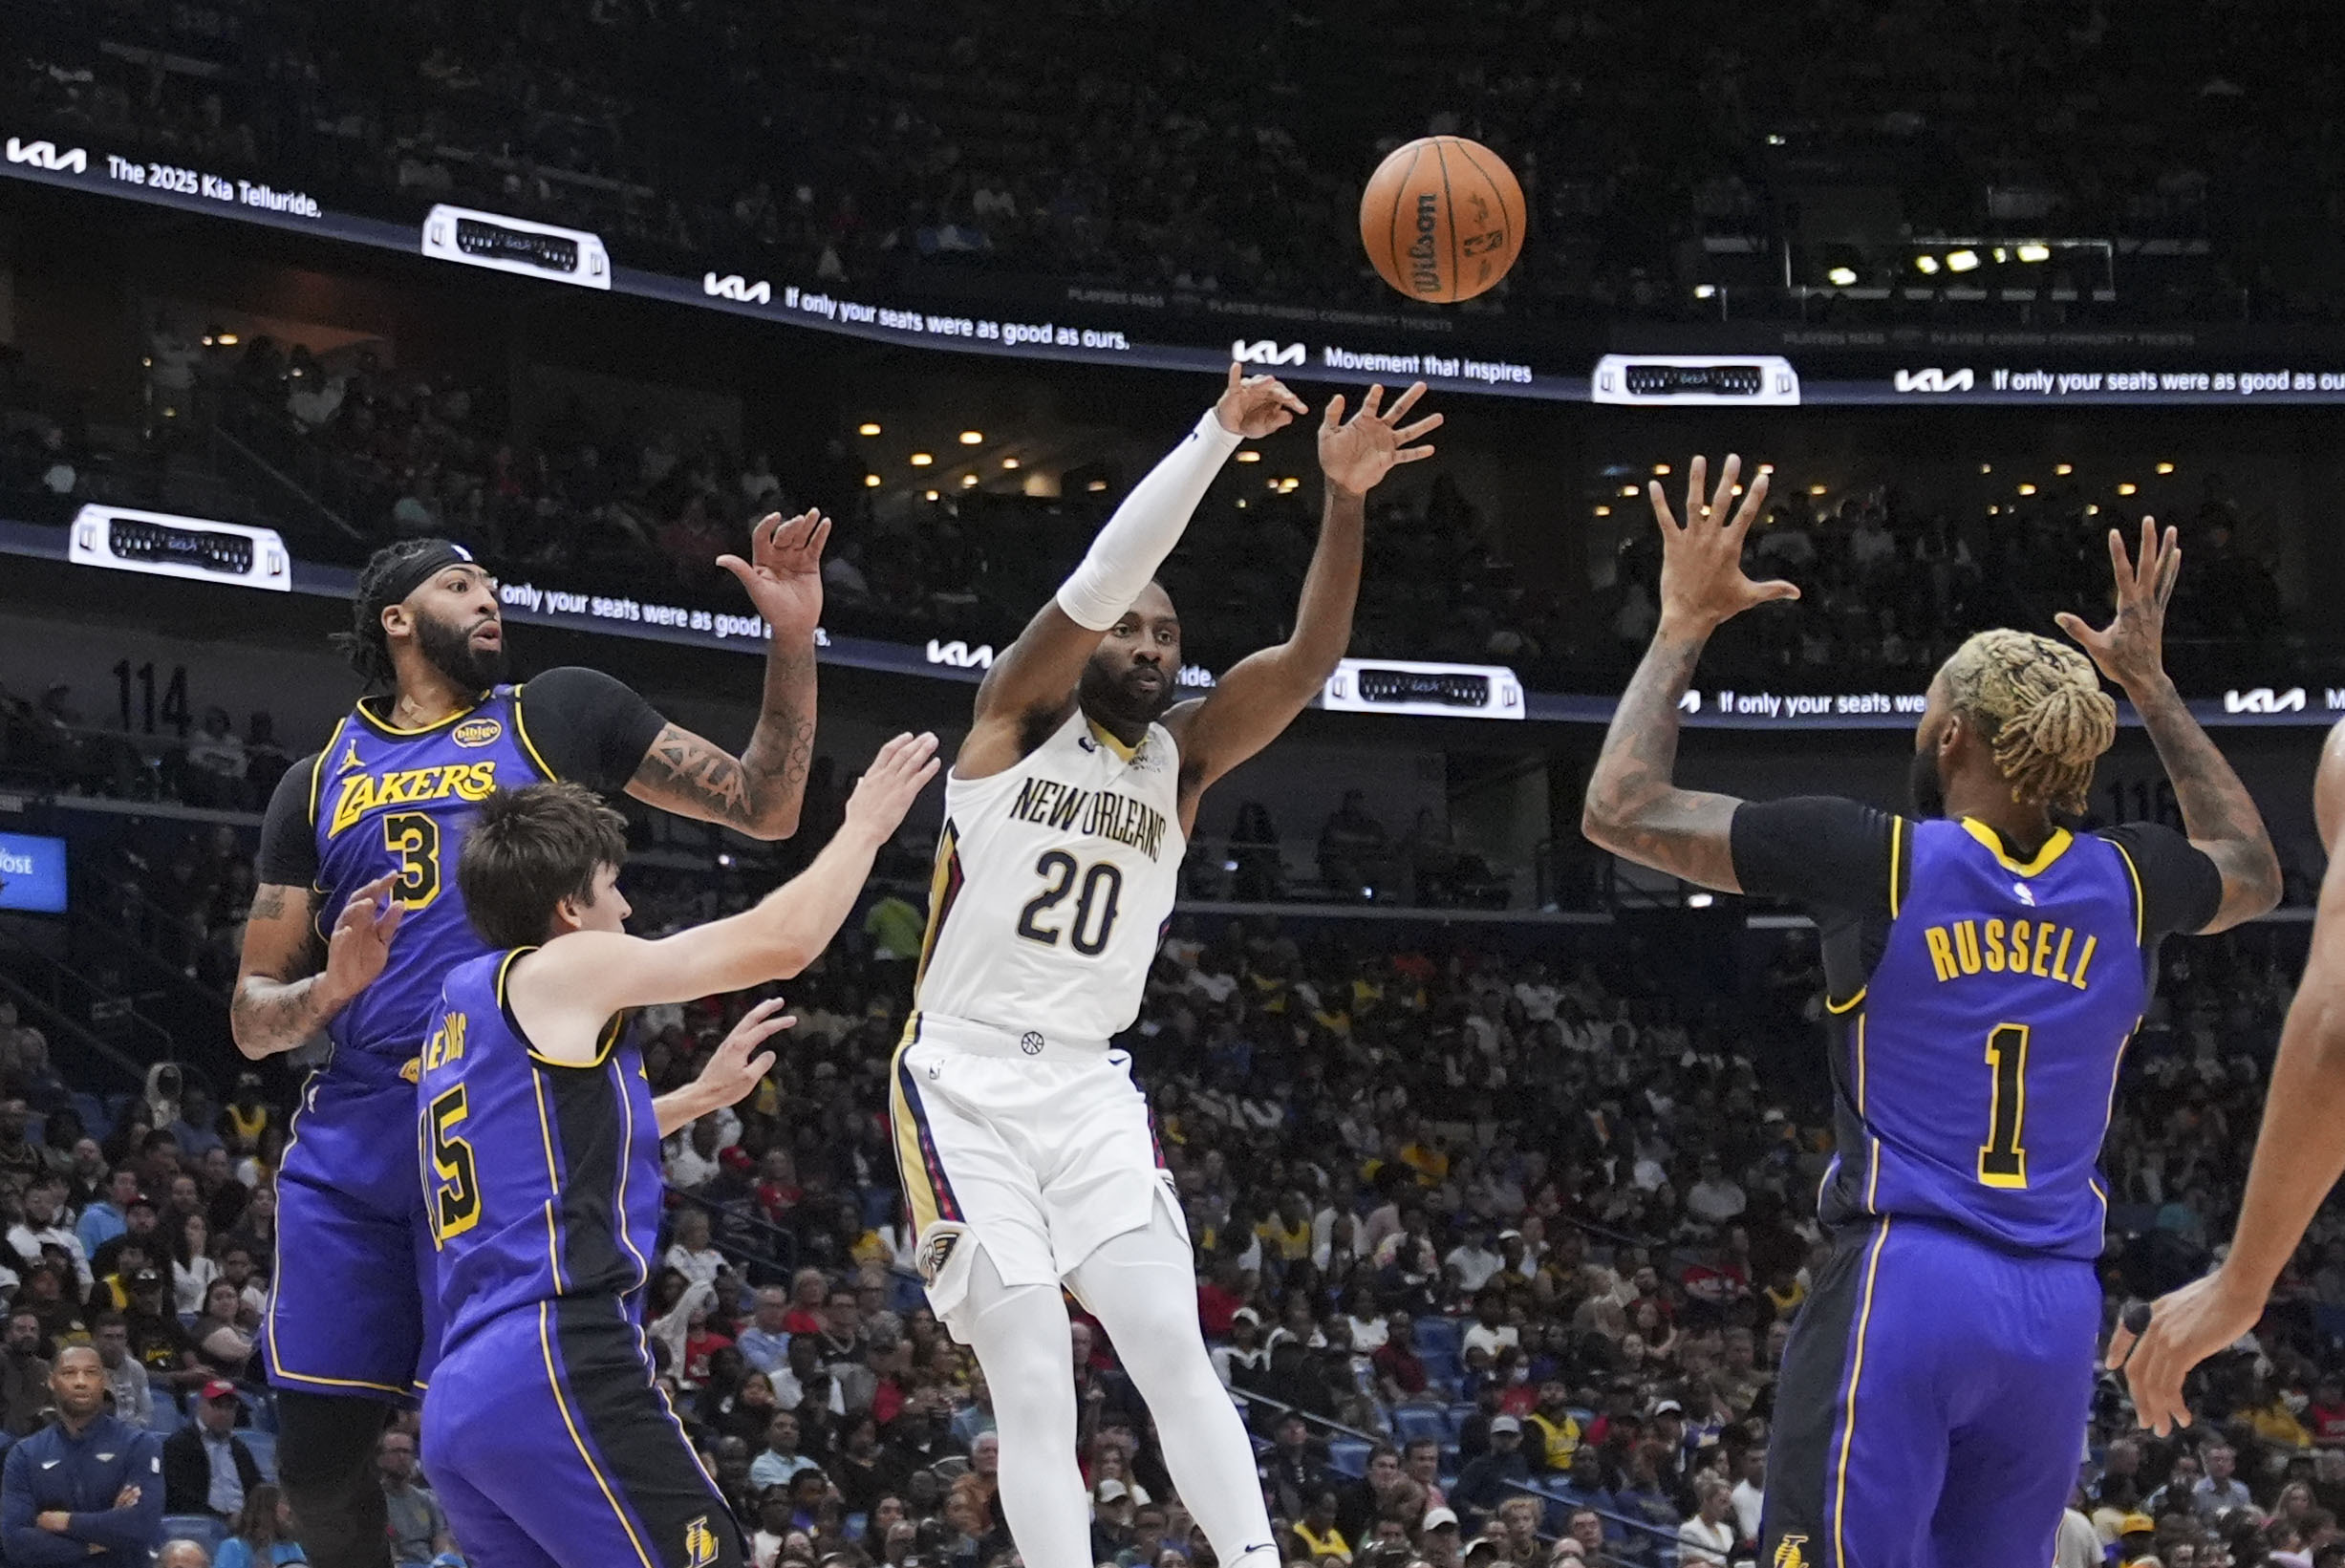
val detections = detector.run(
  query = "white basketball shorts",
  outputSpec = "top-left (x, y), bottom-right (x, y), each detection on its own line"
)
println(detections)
top-left (886, 1010), bottom-right (1184, 1339)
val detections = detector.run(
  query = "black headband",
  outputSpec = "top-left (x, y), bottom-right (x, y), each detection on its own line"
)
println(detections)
top-left (370, 540), bottom-right (480, 613)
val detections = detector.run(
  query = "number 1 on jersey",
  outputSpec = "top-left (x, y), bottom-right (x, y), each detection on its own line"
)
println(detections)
top-left (1016, 849), bottom-right (1124, 956)
top-left (1978, 1022), bottom-right (2031, 1189)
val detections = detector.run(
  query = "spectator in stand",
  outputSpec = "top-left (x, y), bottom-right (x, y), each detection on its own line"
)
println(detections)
top-left (1452, 1417), bottom-right (1529, 1521)
top-left (1, 1310), bottom-right (52, 1435)
top-left (376, 1430), bottom-right (457, 1565)
top-left (162, 1382), bottom-right (261, 1519)
top-left (11, 1181), bottom-right (91, 1296)
top-left (1678, 1476), bottom-right (1737, 1566)
top-left (0, 1346), bottom-right (162, 1568)
top-left (1318, 792), bottom-right (1391, 899)
top-left (750, 1412), bottom-right (819, 1493)
top-left (182, 711), bottom-right (249, 809)
top-left (738, 1287), bottom-right (793, 1376)
top-left (212, 1484), bottom-right (303, 1568)
top-left (89, 1317), bottom-right (149, 1432)
top-left (2194, 1446), bottom-right (2255, 1521)
top-left (665, 1208), bottom-right (726, 1287)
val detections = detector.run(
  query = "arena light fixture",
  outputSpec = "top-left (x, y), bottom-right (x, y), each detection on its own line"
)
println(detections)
top-left (1236, 450), bottom-right (1261, 463)
top-left (2015, 243), bottom-right (2053, 263)
top-left (1086, 480), bottom-right (1108, 492)
top-left (216, 333), bottom-right (240, 347)
top-left (2085, 504), bottom-right (2099, 515)
top-left (1826, 267), bottom-right (1858, 287)
top-left (1619, 484), bottom-right (1639, 499)
top-left (1002, 458), bottom-right (1020, 470)
top-left (2016, 483), bottom-right (2037, 495)
top-left (2117, 483), bottom-right (2138, 496)
top-left (1693, 284), bottom-right (1716, 299)
top-left (863, 474), bottom-right (881, 488)
top-left (923, 489), bottom-right (939, 501)
top-left (1945, 249), bottom-right (1980, 272)
top-left (1914, 254), bottom-right (1941, 275)
top-left (2156, 461), bottom-right (2176, 474)
top-left (1807, 483), bottom-right (1828, 497)
top-left (1991, 247), bottom-right (2009, 264)
top-left (960, 473), bottom-right (979, 487)
top-left (909, 452), bottom-right (933, 467)
top-left (1652, 462), bottom-right (1671, 476)
top-left (1757, 463), bottom-right (1775, 475)
top-left (1594, 505), bottom-right (1612, 517)
top-left (959, 430), bottom-right (983, 445)
top-left (2055, 462), bottom-right (2074, 476)
top-left (1979, 462), bottom-right (1992, 475)
top-left (1688, 892), bottom-right (1715, 909)
top-left (857, 422), bottom-right (881, 437)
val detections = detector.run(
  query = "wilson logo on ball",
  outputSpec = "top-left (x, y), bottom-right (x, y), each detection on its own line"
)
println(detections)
top-left (1361, 137), bottom-right (1525, 304)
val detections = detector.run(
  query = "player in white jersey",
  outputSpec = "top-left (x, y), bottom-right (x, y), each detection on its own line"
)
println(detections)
top-left (890, 363), bottom-right (1441, 1568)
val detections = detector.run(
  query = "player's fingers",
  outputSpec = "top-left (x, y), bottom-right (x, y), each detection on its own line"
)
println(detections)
top-left (744, 1051), bottom-right (778, 1080)
top-left (1361, 384), bottom-right (1385, 420)
top-left (2104, 1323), bottom-right (2138, 1371)
top-left (715, 553), bottom-right (755, 585)
top-left (2137, 515), bottom-right (2161, 591)
top-left (1392, 444), bottom-right (1437, 464)
top-left (1279, 384), bottom-right (1309, 415)
top-left (807, 518), bottom-right (833, 559)
top-left (1226, 361), bottom-right (1242, 395)
top-left (1731, 470), bottom-right (1772, 532)
top-left (1322, 394), bottom-right (1345, 430)
top-left (1394, 413), bottom-right (1444, 442)
top-left (1648, 480), bottom-right (1679, 534)
top-left (1383, 381), bottom-right (1429, 423)
top-left (739, 997), bottom-right (790, 1024)
top-left (342, 873), bottom-right (397, 921)
top-left (2053, 611), bottom-right (2092, 646)
top-left (1709, 454), bottom-right (1742, 523)
top-left (2106, 526), bottom-right (2133, 592)
top-left (376, 900), bottom-right (405, 940)
top-left (1683, 455), bottom-right (1708, 523)
top-left (1750, 579), bottom-right (1800, 605)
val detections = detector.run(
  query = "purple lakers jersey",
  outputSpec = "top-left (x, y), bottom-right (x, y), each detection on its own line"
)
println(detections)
top-left (419, 947), bottom-right (662, 1352)
top-left (1820, 818), bottom-right (2150, 1258)
top-left (308, 688), bottom-right (549, 1063)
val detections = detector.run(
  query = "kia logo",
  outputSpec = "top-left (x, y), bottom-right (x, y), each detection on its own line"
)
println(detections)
top-left (2224, 686), bottom-right (2305, 715)
top-left (1892, 367), bottom-right (1974, 394)
top-left (1231, 339), bottom-right (1305, 367)
top-left (6, 138), bottom-right (86, 174)
top-left (702, 272), bottom-right (772, 305)
top-left (926, 639), bottom-right (995, 670)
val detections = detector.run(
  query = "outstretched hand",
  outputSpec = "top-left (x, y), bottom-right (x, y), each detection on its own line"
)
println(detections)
top-left (1214, 361), bottom-right (1309, 439)
top-left (718, 509), bottom-right (830, 636)
top-left (1649, 455), bottom-right (1795, 634)
top-left (690, 997), bottom-right (793, 1110)
top-left (2055, 517), bottom-right (2178, 694)
top-left (322, 872), bottom-right (403, 1005)
top-left (2104, 1269), bottom-right (2263, 1436)
top-left (1318, 382), bottom-right (1443, 498)
top-left (843, 732), bottom-right (942, 847)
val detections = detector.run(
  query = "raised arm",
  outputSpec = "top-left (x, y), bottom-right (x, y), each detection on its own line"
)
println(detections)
top-left (1169, 384), bottom-right (1441, 824)
top-left (957, 365), bottom-right (1306, 779)
top-left (512, 733), bottom-right (939, 1054)
top-left (2055, 519), bottom-right (2281, 933)
top-left (1581, 456), bottom-right (1796, 891)
top-left (2108, 722), bottom-right (2345, 1430)
top-left (231, 873), bottom-right (401, 1059)
top-left (626, 509), bottom-right (826, 841)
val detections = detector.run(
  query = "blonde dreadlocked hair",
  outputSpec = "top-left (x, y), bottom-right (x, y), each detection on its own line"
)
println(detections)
top-left (1938, 630), bottom-right (2117, 816)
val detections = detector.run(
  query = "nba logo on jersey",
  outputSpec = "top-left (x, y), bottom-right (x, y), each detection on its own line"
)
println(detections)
top-left (684, 1515), bottom-right (721, 1568)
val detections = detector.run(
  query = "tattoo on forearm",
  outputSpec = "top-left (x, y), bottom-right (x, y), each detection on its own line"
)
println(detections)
top-left (247, 887), bottom-right (287, 921)
top-left (637, 641), bottom-right (816, 837)
top-left (741, 639), bottom-right (817, 824)
top-left (1583, 627), bottom-right (1739, 890)
top-left (231, 972), bottom-right (333, 1052)
top-left (638, 728), bottom-right (755, 822)
top-left (2133, 679), bottom-right (2281, 919)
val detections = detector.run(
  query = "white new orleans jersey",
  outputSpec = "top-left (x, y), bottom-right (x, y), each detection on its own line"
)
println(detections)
top-left (914, 709), bottom-right (1185, 1042)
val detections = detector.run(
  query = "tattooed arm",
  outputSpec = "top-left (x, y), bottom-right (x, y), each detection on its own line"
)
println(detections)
top-left (2056, 520), bottom-right (2281, 933)
top-left (627, 634), bottom-right (816, 841)
top-left (625, 510), bottom-right (825, 841)
top-left (231, 874), bottom-right (401, 1059)
top-left (1580, 456), bottom-right (1797, 891)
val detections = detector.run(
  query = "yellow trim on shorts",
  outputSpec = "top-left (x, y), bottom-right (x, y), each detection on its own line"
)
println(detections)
top-left (539, 1300), bottom-right (657, 1568)
top-left (888, 1014), bottom-right (942, 1235)
top-left (1834, 1217), bottom-right (1894, 1566)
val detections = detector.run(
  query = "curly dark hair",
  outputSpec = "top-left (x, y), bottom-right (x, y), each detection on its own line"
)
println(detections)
top-left (332, 539), bottom-right (457, 688)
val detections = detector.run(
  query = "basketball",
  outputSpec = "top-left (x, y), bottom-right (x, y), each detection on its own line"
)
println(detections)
top-left (1359, 136), bottom-right (1526, 303)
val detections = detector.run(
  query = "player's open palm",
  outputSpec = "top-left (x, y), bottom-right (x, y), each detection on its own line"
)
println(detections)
top-left (694, 997), bottom-right (793, 1108)
top-left (1214, 361), bottom-right (1310, 439)
top-left (2055, 517), bottom-right (2178, 694)
top-left (844, 732), bottom-right (942, 845)
top-left (323, 872), bottom-right (403, 1003)
top-left (1318, 382), bottom-right (1442, 498)
top-left (719, 509), bottom-right (830, 635)
top-left (1649, 454), bottom-right (1794, 633)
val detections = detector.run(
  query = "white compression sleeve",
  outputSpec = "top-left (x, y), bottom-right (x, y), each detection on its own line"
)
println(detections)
top-left (1054, 409), bottom-right (1243, 631)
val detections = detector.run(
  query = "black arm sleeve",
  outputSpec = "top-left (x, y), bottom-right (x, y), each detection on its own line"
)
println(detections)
top-left (253, 756), bottom-right (322, 887)
top-left (514, 667), bottom-right (670, 796)
top-left (1729, 796), bottom-right (1900, 919)
top-left (2099, 822), bottom-right (2225, 941)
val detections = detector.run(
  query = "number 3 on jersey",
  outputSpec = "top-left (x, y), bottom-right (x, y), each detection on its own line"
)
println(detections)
top-left (383, 811), bottom-right (441, 909)
top-left (1016, 849), bottom-right (1124, 956)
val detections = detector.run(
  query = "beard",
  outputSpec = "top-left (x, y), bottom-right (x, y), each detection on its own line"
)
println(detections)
top-left (415, 610), bottom-right (507, 692)
top-left (1907, 746), bottom-right (1947, 819)
top-left (1078, 656), bottom-right (1174, 732)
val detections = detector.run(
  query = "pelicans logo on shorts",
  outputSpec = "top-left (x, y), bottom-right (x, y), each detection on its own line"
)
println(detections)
top-left (917, 1224), bottom-right (965, 1285)
top-left (1772, 1536), bottom-right (1808, 1568)
top-left (684, 1514), bottom-right (721, 1568)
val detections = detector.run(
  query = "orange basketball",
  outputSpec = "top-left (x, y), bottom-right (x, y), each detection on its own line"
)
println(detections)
top-left (1360, 137), bottom-right (1526, 304)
